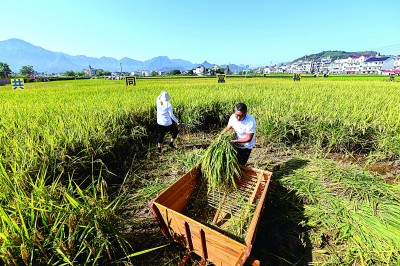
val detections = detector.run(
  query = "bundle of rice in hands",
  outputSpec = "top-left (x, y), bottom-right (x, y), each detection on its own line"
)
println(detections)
top-left (201, 133), bottom-right (241, 192)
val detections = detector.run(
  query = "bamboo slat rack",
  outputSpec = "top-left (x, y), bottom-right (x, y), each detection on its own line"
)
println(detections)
top-left (149, 164), bottom-right (272, 266)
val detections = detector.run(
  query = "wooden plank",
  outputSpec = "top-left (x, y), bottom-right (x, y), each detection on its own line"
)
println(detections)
top-left (245, 256), bottom-right (261, 266)
top-left (155, 166), bottom-right (200, 212)
top-left (149, 201), bottom-right (172, 239)
top-left (240, 172), bottom-right (264, 232)
top-left (236, 246), bottom-right (251, 266)
top-left (244, 170), bottom-right (272, 246)
top-left (248, 172), bottom-right (264, 204)
top-left (200, 229), bottom-right (208, 260)
top-left (212, 193), bottom-right (227, 224)
top-left (185, 222), bottom-right (193, 251)
top-left (179, 251), bottom-right (192, 266)
top-left (154, 203), bottom-right (248, 265)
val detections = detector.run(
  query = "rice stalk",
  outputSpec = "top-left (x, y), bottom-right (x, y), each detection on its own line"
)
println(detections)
top-left (280, 158), bottom-right (400, 265)
top-left (201, 133), bottom-right (241, 192)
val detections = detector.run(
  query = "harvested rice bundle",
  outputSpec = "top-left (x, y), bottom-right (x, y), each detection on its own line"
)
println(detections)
top-left (201, 133), bottom-right (241, 192)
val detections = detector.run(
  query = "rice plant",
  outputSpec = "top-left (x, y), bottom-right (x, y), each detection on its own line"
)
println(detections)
top-left (200, 133), bottom-right (241, 192)
top-left (1, 76), bottom-right (400, 264)
top-left (280, 158), bottom-right (400, 265)
top-left (0, 162), bottom-right (132, 265)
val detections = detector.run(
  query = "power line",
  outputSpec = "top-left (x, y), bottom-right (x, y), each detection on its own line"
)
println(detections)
top-left (370, 43), bottom-right (400, 50)
top-left (367, 43), bottom-right (400, 55)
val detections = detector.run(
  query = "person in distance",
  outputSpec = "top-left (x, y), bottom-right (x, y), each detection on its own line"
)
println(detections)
top-left (156, 91), bottom-right (180, 153)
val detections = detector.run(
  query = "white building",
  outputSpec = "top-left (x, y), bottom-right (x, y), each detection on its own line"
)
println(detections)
top-left (133, 70), bottom-right (150, 76)
top-left (288, 60), bottom-right (313, 74)
top-left (285, 54), bottom-right (398, 75)
top-left (157, 71), bottom-right (166, 76)
top-left (319, 57), bottom-right (332, 74)
top-left (380, 57), bottom-right (396, 75)
top-left (329, 58), bottom-right (348, 74)
top-left (346, 55), bottom-right (371, 74)
top-left (212, 65), bottom-right (220, 71)
top-left (362, 57), bottom-right (392, 74)
top-left (193, 65), bottom-right (206, 76)
top-left (394, 57), bottom-right (400, 69)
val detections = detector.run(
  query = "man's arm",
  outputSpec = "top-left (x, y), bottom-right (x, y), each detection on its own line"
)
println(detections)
top-left (221, 125), bottom-right (232, 134)
top-left (230, 132), bottom-right (254, 144)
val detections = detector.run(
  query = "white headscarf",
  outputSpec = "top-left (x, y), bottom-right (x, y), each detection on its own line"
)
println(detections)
top-left (158, 91), bottom-right (171, 102)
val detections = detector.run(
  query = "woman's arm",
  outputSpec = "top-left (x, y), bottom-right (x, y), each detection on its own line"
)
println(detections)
top-left (168, 105), bottom-right (179, 124)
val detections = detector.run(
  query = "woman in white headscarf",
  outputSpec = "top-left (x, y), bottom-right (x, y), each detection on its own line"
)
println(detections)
top-left (156, 91), bottom-right (180, 152)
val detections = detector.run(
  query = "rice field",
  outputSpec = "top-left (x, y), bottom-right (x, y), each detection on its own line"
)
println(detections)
top-left (2, 77), bottom-right (400, 173)
top-left (0, 76), bottom-right (399, 265)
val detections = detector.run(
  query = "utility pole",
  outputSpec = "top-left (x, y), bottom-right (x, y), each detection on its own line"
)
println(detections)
top-left (120, 63), bottom-right (123, 79)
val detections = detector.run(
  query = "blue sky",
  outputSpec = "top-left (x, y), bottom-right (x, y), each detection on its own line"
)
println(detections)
top-left (2, 0), bottom-right (399, 66)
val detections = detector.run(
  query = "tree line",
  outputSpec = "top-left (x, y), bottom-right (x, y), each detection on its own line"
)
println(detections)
top-left (0, 61), bottom-right (238, 79)
top-left (0, 62), bottom-right (38, 77)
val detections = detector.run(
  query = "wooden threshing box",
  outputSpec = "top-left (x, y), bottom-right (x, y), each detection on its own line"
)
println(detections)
top-left (150, 164), bottom-right (272, 266)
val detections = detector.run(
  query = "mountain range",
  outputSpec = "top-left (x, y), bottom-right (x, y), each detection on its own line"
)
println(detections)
top-left (0, 38), bottom-right (246, 74)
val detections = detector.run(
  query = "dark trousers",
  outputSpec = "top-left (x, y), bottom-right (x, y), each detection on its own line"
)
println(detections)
top-left (237, 148), bottom-right (252, 165)
top-left (157, 124), bottom-right (179, 143)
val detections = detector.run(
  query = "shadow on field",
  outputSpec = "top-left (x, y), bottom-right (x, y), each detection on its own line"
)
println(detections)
top-left (251, 158), bottom-right (312, 266)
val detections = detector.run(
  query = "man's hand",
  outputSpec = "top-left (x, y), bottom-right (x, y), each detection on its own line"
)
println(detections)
top-left (222, 125), bottom-right (232, 134)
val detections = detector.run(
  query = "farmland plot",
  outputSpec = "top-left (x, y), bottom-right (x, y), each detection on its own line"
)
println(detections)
top-left (0, 77), bottom-right (399, 265)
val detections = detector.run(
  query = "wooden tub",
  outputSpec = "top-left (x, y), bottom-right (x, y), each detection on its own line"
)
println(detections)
top-left (149, 164), bottom-right (272, 266)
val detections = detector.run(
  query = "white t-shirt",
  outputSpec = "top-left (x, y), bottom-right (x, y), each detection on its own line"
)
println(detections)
top-left (228, 113), bottom-right (256, 149)
top-left (156, 98), bottom-right (178, 126)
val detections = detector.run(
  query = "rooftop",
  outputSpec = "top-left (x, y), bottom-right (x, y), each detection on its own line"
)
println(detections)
top-left (365, 57), bottom-right (391, 62)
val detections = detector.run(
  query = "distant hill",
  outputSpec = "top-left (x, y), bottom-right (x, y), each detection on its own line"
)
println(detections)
top-left (0, 38), bottom-right (241, 73)
top-left (2, 38), bottom-right (382, 73)
top-left (292, 50), bottom-right (379, 62)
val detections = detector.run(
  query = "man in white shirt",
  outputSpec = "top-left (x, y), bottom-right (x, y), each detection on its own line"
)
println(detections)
top-left (156, 91), bottom-right (180, 153)
top-left (222, 103), bottom-right (256, 165)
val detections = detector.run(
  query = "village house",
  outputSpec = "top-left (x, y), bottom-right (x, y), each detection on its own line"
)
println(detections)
top-left (284, 54), bottom-right (399, 75)
top-left (391, 57), bottom-right (400, 74)
top-left (345, 55), bottom-right (370, 74)
top-left (288, 60), bottom-right (313, 74)
top-left (193, 65), bottom-right (207, 76)
top-left (157, 71), bottom-right (166, 76)
top-left (328, 58), bottom-right (348, 74)
top-left (132, 70), bottom-right (150, 77)
top-left (362, 56), bottom-right (392, 74)
top-left (319, 57), bottom-right (332, 74)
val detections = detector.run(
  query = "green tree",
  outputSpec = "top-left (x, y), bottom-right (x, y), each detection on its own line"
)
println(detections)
top-left (151, 71), bottom-right (158, 77)
top-left (169, 69), bottom-right (181, 75)
top-left (20, 65), bottom-right (35, 76)
top-left (0, 62), bottom-right (12, 77)
top-left (95, 69), bottom-right (105, 77)
top-left (216, 68), bottom-right (225, 74)
top-left (76, 71), bottom-right (88, 77)
top-left (65, 70), bottom-right (75, 77)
